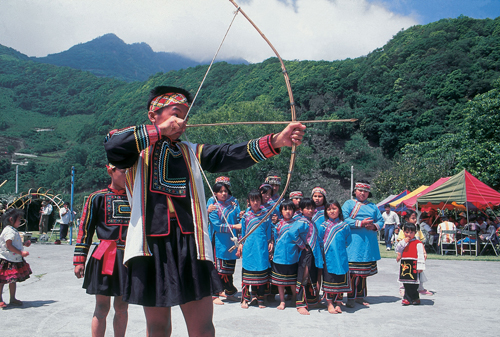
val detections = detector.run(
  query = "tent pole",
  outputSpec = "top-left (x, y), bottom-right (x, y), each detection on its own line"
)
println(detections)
top-left (466, 202), bottom-right (469, 227)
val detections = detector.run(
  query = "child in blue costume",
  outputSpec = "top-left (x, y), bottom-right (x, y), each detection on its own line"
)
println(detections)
top-left (289, 191), bottom-right (303, 220)
top-left (291, 198), bottom-right (324, 315)
top-left (311, 187), bottom-right (327, 231)
top-left (342, 180), bottom-right (384, 308)
top-left (209, 176), bottom-right (241, 304)
top-left (271, 199), bottom-right (300, 310)
top-left (319, 200), bottom-right (352, 314)
top-left (237, 190), bottom-right (273, 309)
top-left (310, 187), bottom-right (327, 297)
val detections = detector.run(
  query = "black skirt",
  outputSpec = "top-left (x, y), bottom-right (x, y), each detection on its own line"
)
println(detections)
top-left (83, 246), bottom-right (127, 297)
top-left (271, 262), bottom-right (298, 286)
top-left (124, 223), bottom-right (223, 307)
top-left (322, 270), bottom-right (351, 294)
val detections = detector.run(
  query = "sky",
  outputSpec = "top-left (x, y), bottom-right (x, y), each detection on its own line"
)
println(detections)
top-left (1, 0), bottom-right (500, 63)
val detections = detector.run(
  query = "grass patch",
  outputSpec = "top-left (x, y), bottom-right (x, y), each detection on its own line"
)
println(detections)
top-left (34, 273), bottom-right (47, 279)
top-left (379, 244), bottom-right (500, 262)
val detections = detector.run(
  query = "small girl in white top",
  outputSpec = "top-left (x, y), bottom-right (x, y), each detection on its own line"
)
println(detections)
top-left (0, 208), bottom-right (32, 309)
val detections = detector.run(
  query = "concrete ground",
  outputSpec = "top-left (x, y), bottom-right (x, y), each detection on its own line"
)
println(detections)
top-left (1, 243), bottom-right (499, 337)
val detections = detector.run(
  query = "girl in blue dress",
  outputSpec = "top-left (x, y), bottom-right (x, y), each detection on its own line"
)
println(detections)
top-left (271, 199), bottom-right (300, 310)
top-left (319, 200), bottom-right (352, 314)
top-left (237, 190), bottom-right (273, 308)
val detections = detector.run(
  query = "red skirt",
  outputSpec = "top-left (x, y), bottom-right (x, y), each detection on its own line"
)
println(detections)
top-left (0, 258), bottom-right (32, 284)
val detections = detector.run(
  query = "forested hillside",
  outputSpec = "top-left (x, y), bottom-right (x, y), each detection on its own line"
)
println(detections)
top-left (1, 16), bottom-right (500, 209)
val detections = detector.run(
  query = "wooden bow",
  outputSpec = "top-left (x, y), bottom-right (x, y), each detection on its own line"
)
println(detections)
top-left (227, 0), bottom-right (299, 252)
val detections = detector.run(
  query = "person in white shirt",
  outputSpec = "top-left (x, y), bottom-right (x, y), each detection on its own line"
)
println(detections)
top-left (382, 204), bottom-right (400, 251)
top-left (59, 202), bottom-right (74, 241)
top-left (38, 201), bottom-right (53, 234)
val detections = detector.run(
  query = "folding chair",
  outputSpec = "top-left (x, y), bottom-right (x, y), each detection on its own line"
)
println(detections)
top-left (438, 229), bottom-right (457, 256)
top-left (421, 229), bottom-right (437, 254)
top-left (479, 233), bottom-right (499, 256)
top-left (459, 230), bottom-right (477, 256)
top-left (49, 219), bottom-right (62, 241)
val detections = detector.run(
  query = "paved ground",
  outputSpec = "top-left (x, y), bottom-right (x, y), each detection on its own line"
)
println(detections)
top-left (1, 243), bottom-right (499, 337)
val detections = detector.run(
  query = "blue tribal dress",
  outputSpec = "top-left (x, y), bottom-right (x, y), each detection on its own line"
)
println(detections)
top-left (341, 198), bottom-right (384, 299)
top-left (271, 219), bottom-right (300, 286)
top-left (240, 207), bottom-right (272, 304)
top-left (209, 195), bottom-right (240, 295)
top-left (319, 218), bottom-right (352, 297)
top-left (291, 215), bottom-right (324, 309)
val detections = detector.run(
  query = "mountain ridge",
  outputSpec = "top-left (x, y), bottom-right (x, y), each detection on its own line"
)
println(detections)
top-left (30, 33), bottom-right (249, 82)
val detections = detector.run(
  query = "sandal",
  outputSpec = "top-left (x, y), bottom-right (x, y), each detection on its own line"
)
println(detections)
top-left (9, 299), bottom-right (23, 306)
top-left (0, 301), bottom-right (6, 309)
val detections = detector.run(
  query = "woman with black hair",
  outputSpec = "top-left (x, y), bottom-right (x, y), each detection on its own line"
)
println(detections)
top-left (341, 180), bottom-right (383, 308)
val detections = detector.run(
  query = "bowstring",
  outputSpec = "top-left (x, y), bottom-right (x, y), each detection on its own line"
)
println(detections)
top-left (180, 8), bottom-right (241, 241)
top-left (183, 7), bottom-right (240, 122)
top-left (182, 137), bottom-right (239, 241)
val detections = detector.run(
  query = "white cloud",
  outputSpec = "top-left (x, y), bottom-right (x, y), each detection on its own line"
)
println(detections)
top-left (0, 0), bottom-right (417, 62)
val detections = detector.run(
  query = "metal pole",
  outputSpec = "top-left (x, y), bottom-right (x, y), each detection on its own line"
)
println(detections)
top-left (15, 165), bottom-right (19, 194)
top-left (350, 166), bottom-right (354, 199)
top-left (70, 166), bottom-right (75, 245)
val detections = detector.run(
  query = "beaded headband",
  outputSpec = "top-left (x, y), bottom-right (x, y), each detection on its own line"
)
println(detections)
top-left (215, 176), bottom-right (231, 186)
top-left (355, 182), bottom-right (371, 192)
top-left (264, 175), bottom-right (282, 185)
top-left (149, 93), bottom-right (189, 113)
top-left (311, 187), bottom-right (327, 198)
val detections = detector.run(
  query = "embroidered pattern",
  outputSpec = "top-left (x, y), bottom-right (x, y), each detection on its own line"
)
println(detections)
top-left (247, 134), bottom-right (278, 163)
top-left (105, 193), bottom-right (131, 226)
top-left (151, 140), bottom-right (187, 196)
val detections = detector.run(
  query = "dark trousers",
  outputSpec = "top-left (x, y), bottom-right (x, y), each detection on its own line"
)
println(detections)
top-left (39, 215), bottom-right (49, 233)
top-left (403, 283), bottom-right (419, 302)
top-left (348, 275), bottom-right (367, 299)
top-left (296, 248), bottom-right (318, 308)
top-left (60, 223), bottom-right (69, 240)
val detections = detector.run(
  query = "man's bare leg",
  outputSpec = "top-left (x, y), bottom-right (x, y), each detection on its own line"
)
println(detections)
top-left (92, 295), bottom-right (111, 337)
top-left (143, 307), bottom-right (172, 337)
top-left (180, 296), bottom-right (215, 337)
top-left (112, 296), bottom-right (128, 337)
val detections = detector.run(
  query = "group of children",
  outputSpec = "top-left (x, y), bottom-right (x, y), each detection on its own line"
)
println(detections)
top-left (209, 176), bottom-right (355, 314)
top-left (208, 175), bottom-right (428, 313)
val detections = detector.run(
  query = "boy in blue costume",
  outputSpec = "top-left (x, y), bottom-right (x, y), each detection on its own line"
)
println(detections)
top-left (291, 198), bottom-right (324, 315)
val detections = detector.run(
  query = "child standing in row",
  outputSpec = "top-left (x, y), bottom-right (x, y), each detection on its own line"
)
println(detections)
top-left (289, 191), bottom-right (303, 219)
top-left (271, 200), bottom-right (300, 310)
top-left (292, 198), bottom-right (324, 315)
top-left (319, 200), bottom-right (351, 314)
top-left (209, 177), bottom-right (241, 304)
top-left (237, 190), bottom-right (273, 309)
top-left (395, 210), bottom-right (426, 306)
top-left (0, 208), bottom-right (32, 309)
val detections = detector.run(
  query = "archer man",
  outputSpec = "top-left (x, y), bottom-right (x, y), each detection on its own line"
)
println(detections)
top-left (104, 86), bottom-right (305, 337)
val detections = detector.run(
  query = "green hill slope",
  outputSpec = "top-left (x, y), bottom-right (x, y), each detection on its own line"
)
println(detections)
top-left (1, 16), bottom-right (500, 207)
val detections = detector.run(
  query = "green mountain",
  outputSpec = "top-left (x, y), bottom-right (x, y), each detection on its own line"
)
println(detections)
top-left (30, 33), bottom-right (249, 82)
top-left (1, 16), bottom-right (500, 210)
